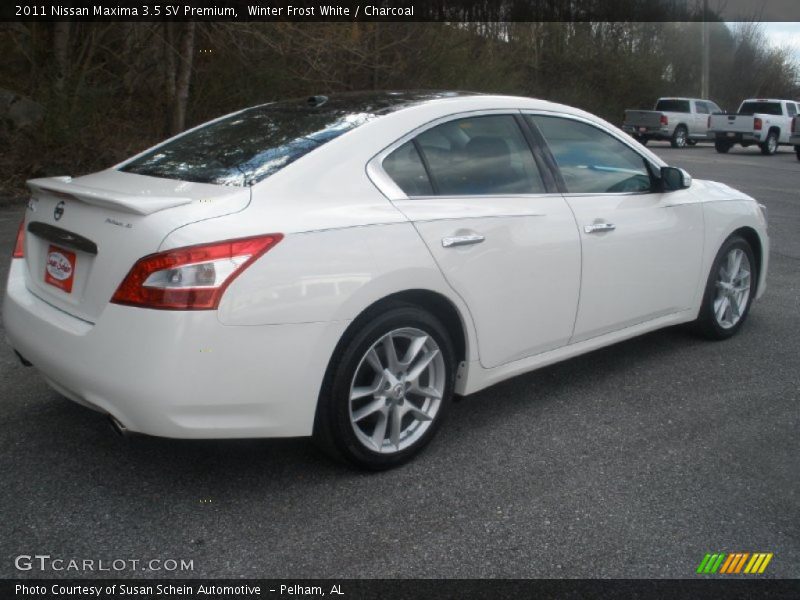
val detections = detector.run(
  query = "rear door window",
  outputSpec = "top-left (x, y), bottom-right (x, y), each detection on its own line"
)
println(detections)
top-left (787, 103), bottom-right (798, 118)
top-left (382, 142), bottom-right (433, 196)
top-left (411, 115), bottom-right (545, 196)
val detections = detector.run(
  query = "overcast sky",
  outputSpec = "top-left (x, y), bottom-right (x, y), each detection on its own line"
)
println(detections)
top-left (758, 22), bottom-right (800, 63)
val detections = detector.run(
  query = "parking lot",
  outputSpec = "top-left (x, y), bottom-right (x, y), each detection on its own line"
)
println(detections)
top-left (0, 143), bottom-right (798, 579)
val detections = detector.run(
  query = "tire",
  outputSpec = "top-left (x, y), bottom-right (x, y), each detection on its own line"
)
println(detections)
top-left (687, 139), bottom-right (697, 146)
top-left (671, 125), bottom-right (688, 148)
top-left (760, 130), bottom-right (779, 155)
top-left (313, 302), bottom-right (455, 470)
top-left (715, 140), bottom-right (731, 153)
top-left (794, 145), bottom-right (800, 161)
top-left (692, 235), bottom-right (757, 340)
top-left (636, 135), bottom-right (649, 146)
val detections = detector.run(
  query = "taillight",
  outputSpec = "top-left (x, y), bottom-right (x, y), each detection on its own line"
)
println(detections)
top-left (754, 117), bottom-right (762, 131)
top-left (12, 218), bottom-right (25, 258)
top-left (660, 115), bottom-right (668, 126)
top-left (111, 234), bottom-right (283, 310)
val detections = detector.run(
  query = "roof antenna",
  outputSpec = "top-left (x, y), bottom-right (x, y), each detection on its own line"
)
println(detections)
top-left (307, 95), bottom-right (328, 107)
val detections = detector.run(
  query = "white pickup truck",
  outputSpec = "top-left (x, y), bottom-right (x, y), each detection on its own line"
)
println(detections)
top-left (791, 116), bottom-right (800, 161)
top-left (709, 98), bottom-right (800, 155)
top-left (622, 97), bottom-right (723, 148)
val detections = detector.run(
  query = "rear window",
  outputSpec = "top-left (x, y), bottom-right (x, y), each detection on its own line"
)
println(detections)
top-left (120, 105), bottom-right (377, 186)
top-left (738, 102), bottom-right (783, 116)
top-left (655, 99), bottom-right (691, 113)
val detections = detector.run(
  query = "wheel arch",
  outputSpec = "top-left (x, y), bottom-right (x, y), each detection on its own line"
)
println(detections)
top-left (731, 226), bottom-right (764, 294)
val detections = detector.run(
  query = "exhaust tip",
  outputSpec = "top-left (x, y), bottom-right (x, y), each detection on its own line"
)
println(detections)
top-left (108, 415), bottom-right (129, 437)
top-left (14, 350), bottom-right (33, 367)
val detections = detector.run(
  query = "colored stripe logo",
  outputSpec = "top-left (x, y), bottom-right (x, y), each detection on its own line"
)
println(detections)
top-left (696, 552), bottom-right (773, 574)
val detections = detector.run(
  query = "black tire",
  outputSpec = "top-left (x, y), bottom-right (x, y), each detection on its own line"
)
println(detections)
top-left (636, 135), bottom-right (649, 146)
top-left (687, 139), bottom-right (697, 146)
top-left (671, 125), bottom-right (688, 148)
top-left (313, 302), bottom-right (455, 470)
top-left (691, 235), bottom-right (757, 340)
top-left (760, 130), bottom-right (779, 155)
top-left (794, 145), bottom-right (800, 161)
top-left (715, 140), bottom-right (732, 154)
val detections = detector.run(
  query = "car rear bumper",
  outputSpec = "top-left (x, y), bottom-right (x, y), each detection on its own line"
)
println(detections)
top-left (622, 125), bottom-right (671, 138)
top-left (713, 131), bottom-right (761, 144)
top-left (3, 260), bottom-right (347, 439)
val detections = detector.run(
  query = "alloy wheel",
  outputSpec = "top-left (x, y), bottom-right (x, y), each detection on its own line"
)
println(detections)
top-left (348, 327), bottom-right (445, 454)
top-left (713, 248), bottom-right (751, 329)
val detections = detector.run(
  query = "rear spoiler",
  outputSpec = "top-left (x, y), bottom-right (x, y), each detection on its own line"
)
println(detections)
top-left (27, 176), bottom-right (193, 216)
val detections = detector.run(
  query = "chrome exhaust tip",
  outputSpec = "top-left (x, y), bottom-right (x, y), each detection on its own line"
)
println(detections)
top-left (108, 415), bottom-right (129, 437)
top-left (14, 350), bottom-right (32, 367)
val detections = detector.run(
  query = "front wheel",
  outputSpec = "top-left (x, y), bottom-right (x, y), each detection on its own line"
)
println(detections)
top-left (692, 235), bottom-right (757, 340)
top-left (671, 125), bottom-right (688, 148)
top-left (760, 131), bottom-right (779, 155)
top-left (314, 303), bottom-right (455, 470)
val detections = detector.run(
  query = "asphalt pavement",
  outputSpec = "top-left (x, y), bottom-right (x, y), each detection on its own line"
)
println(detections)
top-left (0, 143), bottom-right (798, 579)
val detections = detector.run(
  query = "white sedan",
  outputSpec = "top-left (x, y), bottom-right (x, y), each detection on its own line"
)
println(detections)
top-left (3, 92), bottom-right (768, 469)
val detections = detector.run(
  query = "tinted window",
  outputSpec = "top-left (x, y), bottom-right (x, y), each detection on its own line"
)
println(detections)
top-left (788, 103), bottom-right (798, 117)
top-left (529, 115), bottom-right (651, 194)
top-left (383, 142), bottom-right (433, 196)
top-left (414, 115), bottom-right (544, 195)
top-left (121, 105), bottom-right (377, 186)
top-left (708, 102), bottom-right (722, 114)
top-left (739, 102), bottom-right (783, 116)
top-left (655, 99), bottom-right (691, 113)
top-left (695, 102), bottom-right (709, 114)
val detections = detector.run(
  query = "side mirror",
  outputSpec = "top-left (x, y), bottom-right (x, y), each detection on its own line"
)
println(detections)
top-left (660, 166), bottom-right (692, 191)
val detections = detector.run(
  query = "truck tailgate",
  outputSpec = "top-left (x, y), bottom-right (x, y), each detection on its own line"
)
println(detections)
top-left (709, 114), bottom-right (755, 133)
top-left (624, 110), bottom-right (663, 128)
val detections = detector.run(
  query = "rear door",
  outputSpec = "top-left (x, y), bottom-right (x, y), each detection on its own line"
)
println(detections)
top-left (525, 113), bottom-right (704, 343)
top-left (373, 112), bottom-right (581, 369)
top-left (693, 101), bottom-right (710, 138)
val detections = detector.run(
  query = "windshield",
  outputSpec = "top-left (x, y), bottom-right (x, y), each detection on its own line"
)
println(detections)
top-left (738, 102), bottom-right (783, 116)
top-left (655, 99), bottom-right (690, 113)
top-left (120, 105), bottom-right (377, 186)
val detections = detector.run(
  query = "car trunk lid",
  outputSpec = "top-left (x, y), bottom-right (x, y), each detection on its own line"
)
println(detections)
top-left (22, 170), bottom-right (251, 323)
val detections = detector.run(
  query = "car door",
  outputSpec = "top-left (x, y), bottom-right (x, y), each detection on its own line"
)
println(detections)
top-left (372, 112), bottom-right (581, 369)
top-left (694, 101), bottom-right (710, 138)
top-left (525, 113), bottom-right (704, 343)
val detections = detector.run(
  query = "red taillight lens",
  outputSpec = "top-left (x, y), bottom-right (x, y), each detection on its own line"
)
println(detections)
top-left (12, 218), bottom-right (25, 258)
top-left (754, 117), bottom-right (762, 131)
top-left (660, 115), bottom-right (668, 126)
top-left (111, 234), bottom-right (283, 310)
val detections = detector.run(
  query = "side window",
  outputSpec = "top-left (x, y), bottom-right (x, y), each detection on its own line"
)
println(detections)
top-left (696, 102), bottom-right (709, 114)
top-left (528, 115), bottom-right (651, 194)
top-left (787, 103), bottom-right (798, 118)
top-left (382, 141), bottom-right (433, 196)
top-left (708, 102), bottom-right (722, 114)
top-left (414, 115), bottom-right (545, 196)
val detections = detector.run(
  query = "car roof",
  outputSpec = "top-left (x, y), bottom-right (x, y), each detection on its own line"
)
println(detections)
top-left (258, 90), bottom-right (484, 115)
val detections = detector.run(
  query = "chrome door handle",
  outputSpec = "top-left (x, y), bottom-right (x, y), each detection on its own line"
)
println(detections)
top-left (442, 234), bottom-right (485, 248)
top-left (584, 222), bottom-right (616, 234)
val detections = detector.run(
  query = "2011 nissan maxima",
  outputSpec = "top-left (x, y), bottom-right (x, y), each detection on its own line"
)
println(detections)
top-left (3, 92), bottom-right (768, 469)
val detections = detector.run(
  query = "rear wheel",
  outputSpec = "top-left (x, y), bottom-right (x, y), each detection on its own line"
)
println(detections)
top-left (635, 135), bottom-right (649, 146)
top-left (671, 125), bottom-right (688, 148)
top-left (794, 145), bottom-right (800, 161)
top-left (760, 130), bottom-right (779, 155)
top-left (314, 303), bottom-right (455, 470)
top-left (715, 140), bottom-right (732, 153)
top-left (692, 235), bottom-right (756, 340)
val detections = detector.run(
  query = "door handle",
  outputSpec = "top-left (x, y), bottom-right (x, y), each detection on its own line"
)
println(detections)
top-left (442, 234), bottom-right (485, 248)
top-left (584, 222), bottom-right (616, 234)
